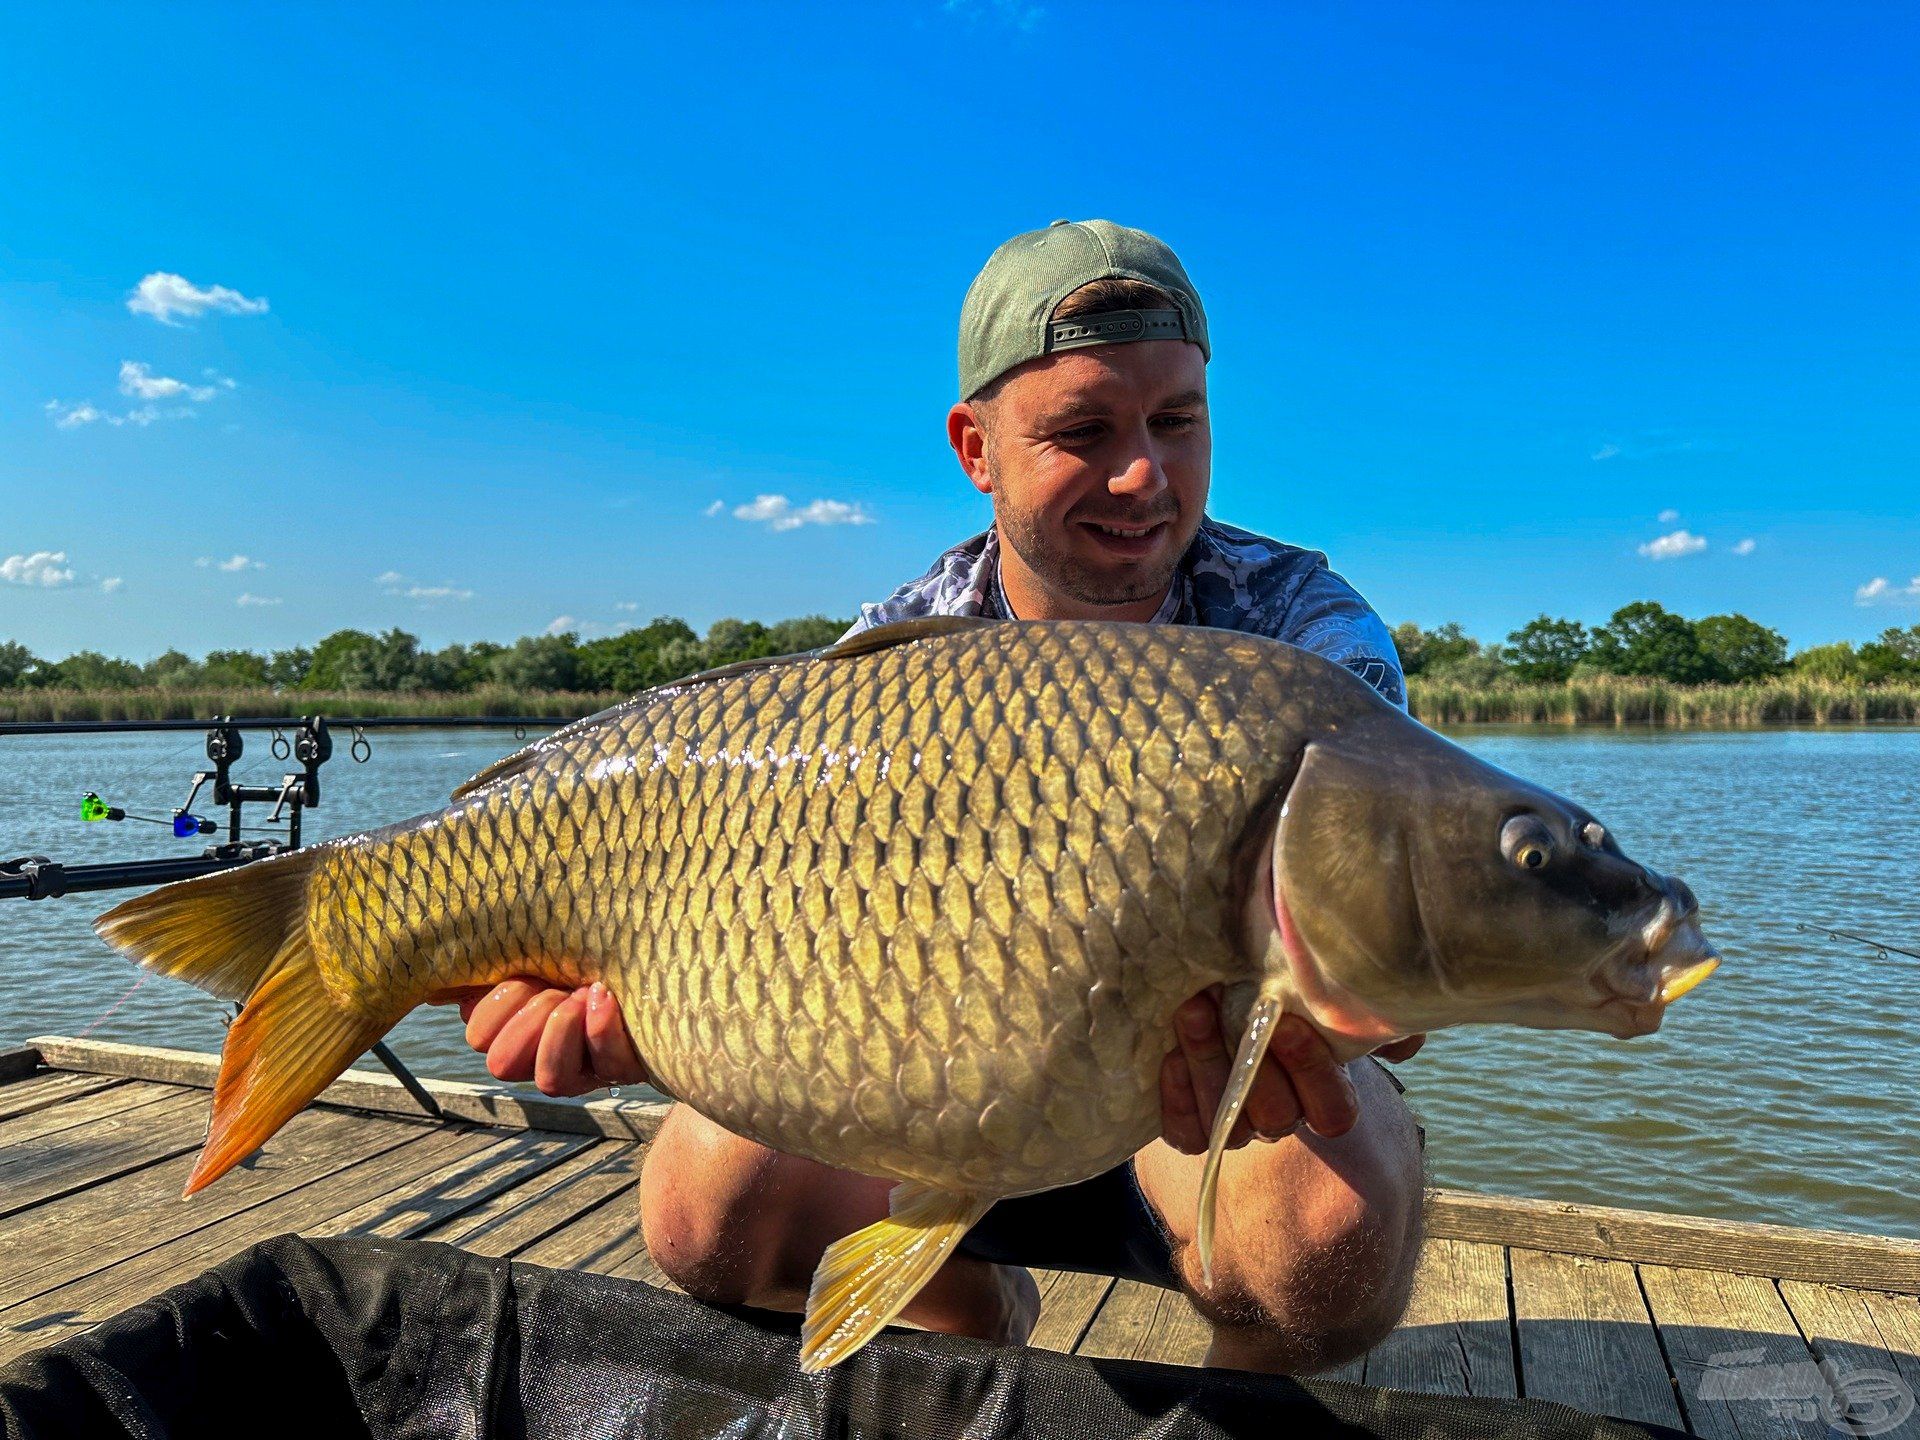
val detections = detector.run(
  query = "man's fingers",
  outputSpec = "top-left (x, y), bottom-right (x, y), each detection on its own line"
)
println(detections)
top-left (1240, 1049), bottom-right (1305, 1141)
top-left (1270, 1014), bottom-right (1360, 1138)
top-left (1171, 991), bottom-right (1258, 1151)
top-left (484, 986), bottom-right (570, 1082)
top-left (583, 983), bottom-right (649, 1086)
top-left (1158, 1052), bottom-right (1208, 1155)
top-left (534, 989), bottom-right (595, 1097)
top-left (463, 979), bottom-right (550, 1055)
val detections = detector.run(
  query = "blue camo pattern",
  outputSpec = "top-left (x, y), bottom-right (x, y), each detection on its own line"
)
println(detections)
top-left (845, 518), bottom-right (1407, 709)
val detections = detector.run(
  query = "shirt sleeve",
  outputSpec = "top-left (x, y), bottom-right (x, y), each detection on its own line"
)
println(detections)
top-left (1277, 565), bottom-right (1408, 710)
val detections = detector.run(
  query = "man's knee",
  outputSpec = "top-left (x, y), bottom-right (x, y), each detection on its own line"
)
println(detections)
top-left (1184, 1063), bottom-right (1427, 1373)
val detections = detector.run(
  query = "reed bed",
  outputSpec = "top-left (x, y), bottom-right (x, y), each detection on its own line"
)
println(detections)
top-left (1409, 675), bottom-right (1920, 727)
top-left (0, 687), bottom-right (625, 724)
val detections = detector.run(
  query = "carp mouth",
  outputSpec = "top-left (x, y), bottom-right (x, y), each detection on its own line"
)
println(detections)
top-left (1584, 889), bottom-right (1721, 1038)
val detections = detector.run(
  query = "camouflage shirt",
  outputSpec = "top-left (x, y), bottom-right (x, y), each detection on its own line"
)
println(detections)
top-left (847, 518), bottom-right (1407, 709)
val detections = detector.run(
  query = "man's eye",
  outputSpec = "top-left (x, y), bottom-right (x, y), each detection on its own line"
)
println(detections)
top-left (1154, 414), bottom-right (1197, 431)
top-left (1056, 424), bottom-right (1103, 443)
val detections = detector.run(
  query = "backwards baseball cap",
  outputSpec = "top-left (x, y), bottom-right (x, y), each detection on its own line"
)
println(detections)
top-left (958, 219), bottom-right (1210, 400)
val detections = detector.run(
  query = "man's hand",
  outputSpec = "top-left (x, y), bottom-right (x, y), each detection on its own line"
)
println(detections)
top-left (1158, 985), bottom-right (1424, 1155)
top-left (437, 979), bottom-right (650, 1097)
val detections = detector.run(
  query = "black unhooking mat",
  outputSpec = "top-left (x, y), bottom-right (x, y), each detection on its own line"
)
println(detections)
top-left (0, 1235), bottom-right (1694, 1440)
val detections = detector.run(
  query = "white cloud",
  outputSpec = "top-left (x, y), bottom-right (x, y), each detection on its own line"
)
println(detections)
top-left (45, 399), bottom-right (114, 429)
top-left (730, 494), bottom-right (875, 532)
top-left (375, 570), bottom-right (406, 586)
top-left (397, 585), bottom-right (473, 602)
top-left (195, 554), bottom-right (262, 572)
top-left (119, 360), bottom-right (225, 403)
top-left (127, 272), bottom-right (269, 325)
top-left (1658, 508), bottom-right (1680, 523)
top-left (1855, 576), bottom-right (1920, 607)
top-left (1, 551), bottom-right (76, 587)
top-left (235, 592), bottom-right (281, 607)
top-left (1731, 538), bottom-right (1756, 556)
top-left (613, 600), bottom-right (639, 612)
top-left (1638, 529), bottom-right (1708, 561)
top-left (545, 615), bottom-right (577, 635)
top-left (100, 576), bottom-right (124, 594)
top-left (702, 500), bottom-right (725, 517)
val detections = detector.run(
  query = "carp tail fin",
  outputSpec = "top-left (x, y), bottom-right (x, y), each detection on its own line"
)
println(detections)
top-left (799, 1183), bottom-right (993, 1372)
top-left (1195, 983), bottom-right (1288, 1289)
top-left (95, 850), bottom-right (392, 1196)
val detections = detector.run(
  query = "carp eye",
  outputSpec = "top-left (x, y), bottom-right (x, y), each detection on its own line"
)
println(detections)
top-left (1500, 815), bottom-right (1554, 873)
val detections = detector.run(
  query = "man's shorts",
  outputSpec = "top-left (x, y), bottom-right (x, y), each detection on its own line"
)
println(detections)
top-left (954, 1058), bottom-right (1418, 1292)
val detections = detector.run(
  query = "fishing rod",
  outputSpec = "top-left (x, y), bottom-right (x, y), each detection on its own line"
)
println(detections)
top-left (1795, 922), bottom-right (1920, 963)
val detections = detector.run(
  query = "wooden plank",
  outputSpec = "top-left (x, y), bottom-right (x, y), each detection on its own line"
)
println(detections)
top-left (0, 1091), bottom-right (208, 1221)
top-left (1778, 1282), bottom-right (1920, 1440)
top-left (0, 1079), bottom-right (182, 1151)
top-left (0, 1104), bottom-right (425, 1305)
top-left (1077, 1279), bottom-right (1211, 1365)
top-left (322, 1128), bottom-right (593, 1241)
top-left (1363, 1239), bottom-right (1517, 1398)
top-left (1638, 1262), bottom-right (1820, 1440)
top-left (1510, 1247), bottom-right (1685, 1430)
top-left (0, 1071), bottom-right (127, 1125)
top-left (0, 1046), bottom-right (42, 1083)
top-left (29, 1034), bottom-right (672, 1141)
top-left (513, 1189), bottom-right (646, 1275)
top-left (0, 1123), bottom-right (491, 1364)
top-left (1430, 1188), bottom-right (1920, 1295)
top-left (425, 1142), bottom-right (643, 1257)
top-left (1027, 1269), bottom-right (1115, 1354)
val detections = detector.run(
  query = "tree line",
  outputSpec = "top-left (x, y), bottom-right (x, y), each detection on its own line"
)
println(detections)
top-left (1396, 604), bottom-right (1920, 686)
top-left (0, 615), bottom-right (853, 693)
top-left (3, 604), bottom-right (1917, 694)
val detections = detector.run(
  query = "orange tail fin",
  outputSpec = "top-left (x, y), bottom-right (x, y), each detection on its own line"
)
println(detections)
top-left (95, 849), bottom-right (396, 1195)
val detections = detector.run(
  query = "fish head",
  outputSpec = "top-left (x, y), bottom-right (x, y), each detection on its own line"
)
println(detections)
top-left (1263, 719), bottom-right (1719, 1054)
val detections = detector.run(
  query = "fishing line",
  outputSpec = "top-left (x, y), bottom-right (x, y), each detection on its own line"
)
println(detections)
top-left (1795, 922), bottom-right (1920, 963)
top-left (72, 971), bottom-right (150, 1039)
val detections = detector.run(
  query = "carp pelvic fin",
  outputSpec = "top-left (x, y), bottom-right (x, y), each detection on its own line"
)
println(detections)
top-left (799, 1182), bottom-right (992, 1372)
top-left (94, 849), bottom-right (390, 1197)
top-left (1195, 983), bottom-right (1287, 1289)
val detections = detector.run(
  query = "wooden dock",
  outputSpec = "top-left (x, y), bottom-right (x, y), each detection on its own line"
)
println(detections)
top-left (4, 1035), bottom-right (1916, 1439)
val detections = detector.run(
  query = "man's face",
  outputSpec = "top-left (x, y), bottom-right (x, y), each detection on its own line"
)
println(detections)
top-left (958, 341), bottom-right (1210, 611)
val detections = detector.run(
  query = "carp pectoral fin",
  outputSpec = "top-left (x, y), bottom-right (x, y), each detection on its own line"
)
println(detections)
top-left (1196, 986), bottom-right (1287, 1290)
top-left (799, 1182), bottom-right (993, 1372)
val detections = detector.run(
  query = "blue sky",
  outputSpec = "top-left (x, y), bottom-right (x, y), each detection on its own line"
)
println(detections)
top-left (2, 2), bottom-right (1914, 661)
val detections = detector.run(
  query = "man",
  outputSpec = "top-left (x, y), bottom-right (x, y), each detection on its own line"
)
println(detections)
top-left (451, 220), bottom-right (1427, 1374)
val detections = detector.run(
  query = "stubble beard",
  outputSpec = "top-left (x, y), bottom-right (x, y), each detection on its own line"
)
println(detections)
top-left (989, 460), bottom-right (1184, 609)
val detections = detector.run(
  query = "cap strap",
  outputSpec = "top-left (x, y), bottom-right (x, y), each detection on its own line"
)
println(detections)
top-left (1045, 307), bottom-right (1188, 354)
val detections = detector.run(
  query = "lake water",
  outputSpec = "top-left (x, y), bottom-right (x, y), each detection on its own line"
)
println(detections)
top-left (1, 723), bottom-right (1914, 1240)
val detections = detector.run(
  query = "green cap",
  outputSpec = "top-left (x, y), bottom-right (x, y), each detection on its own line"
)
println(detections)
top-left (958, 219), bottom-right (1210, 399)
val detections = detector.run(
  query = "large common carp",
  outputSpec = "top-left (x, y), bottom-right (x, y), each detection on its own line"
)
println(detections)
top-left (96, 617), bottom-right (1718, 1369)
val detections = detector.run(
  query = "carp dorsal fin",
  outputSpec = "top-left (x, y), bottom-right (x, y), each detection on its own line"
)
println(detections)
top-left (449, 615), bottom-right (999, 802)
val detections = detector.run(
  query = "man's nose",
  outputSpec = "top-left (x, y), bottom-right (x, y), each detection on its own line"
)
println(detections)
top-left (1108, 424), bottom-right (1169, 497)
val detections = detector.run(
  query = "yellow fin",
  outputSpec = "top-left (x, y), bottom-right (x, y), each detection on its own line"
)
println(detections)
top-left (799, 1182), bottom-right (992, 1372)
top-left (1196, 985), bottom-right (1286, 1289)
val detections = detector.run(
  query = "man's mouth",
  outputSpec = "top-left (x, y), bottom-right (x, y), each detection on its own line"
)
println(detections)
top-left (1076, 518), bottom-right (1170, 558)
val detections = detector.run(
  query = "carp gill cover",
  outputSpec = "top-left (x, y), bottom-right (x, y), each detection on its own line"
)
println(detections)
top-left (94, 617), bottom-right (1719, 1369)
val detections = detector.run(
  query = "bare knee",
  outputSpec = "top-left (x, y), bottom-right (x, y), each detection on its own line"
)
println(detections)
top-left (1184, 1064), bottom-right (1427, 1373)
top-left (638, 1104), bottom-right (889, 1310)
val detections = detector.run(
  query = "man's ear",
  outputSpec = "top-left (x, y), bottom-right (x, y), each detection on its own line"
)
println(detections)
top-left (947, 401), bottom-right (992, 496)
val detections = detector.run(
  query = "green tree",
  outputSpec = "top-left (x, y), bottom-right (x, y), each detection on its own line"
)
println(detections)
top-left (1504, 616), bottom-right (1591, 682)
top-left (432, 641), bottom-right (504, 691)
top-left (142, 649), bottom-right (204, 688)
top-left (703, 618), bottom-right (773, 668)
top-left (1390, 621), bottom-right (1482, 678)
top-left (1790, 642), bottom-right (1863, 681)
top-left (765, 615), bottom-right (850, 655)
top-left (1859, 624), bottom-right (1920, 682)
top-left (1693, 614), bottom-right (1788, 682)
top-left (0, 640), bottom-right (42, 687)
top-left (1590, 602), bottom-right (1720, 683)
top-left (202, 649), bottom-right (271, 687)
top-left (577, 618), bottom-right (701, 691)
top-left (489, 634), bottom-right (582, 690)
top-left (266, 646), bottom-right (313, 689)
top-left (45, 650), bottom-right (144, 689)
top-left (303, 630), bottom-right (379, 690)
